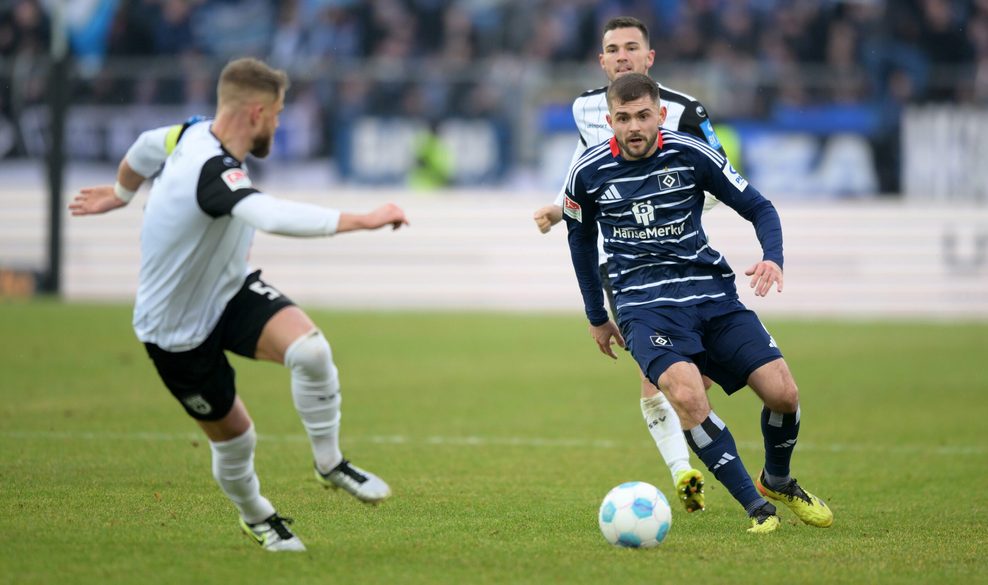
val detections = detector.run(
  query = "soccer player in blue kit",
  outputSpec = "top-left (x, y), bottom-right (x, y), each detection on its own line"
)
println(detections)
top-left (535, 16), bottom-right (712, 513)
top-left (563, 73), bottom-right (834, 533)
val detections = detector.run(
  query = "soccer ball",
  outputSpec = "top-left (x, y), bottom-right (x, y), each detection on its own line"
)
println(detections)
top-left (598, 481), bottom-right (672, 548)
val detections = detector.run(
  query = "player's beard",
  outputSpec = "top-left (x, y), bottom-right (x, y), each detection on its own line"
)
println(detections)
top-left (250, 130), bottom-right (274, 158)
top-left (619, 131), bottom-right (658, 159)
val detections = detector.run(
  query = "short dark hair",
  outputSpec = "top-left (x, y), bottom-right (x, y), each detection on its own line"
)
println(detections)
top-left (602, 16), bottom-right (649, 45)
top-left (606, 73), bottom-right (660, 109)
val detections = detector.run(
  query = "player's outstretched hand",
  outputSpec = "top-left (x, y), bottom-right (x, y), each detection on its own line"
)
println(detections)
top-left (367, 203), bottom-right (409, 231)
top-left (589, 320), bottom-right (625, 359)
top-left (532, 204), bottom-right (563, 234)
top-left (745, 260), bottom-right (783, 297)
top-left (68, 185), bottom-right (128, 216)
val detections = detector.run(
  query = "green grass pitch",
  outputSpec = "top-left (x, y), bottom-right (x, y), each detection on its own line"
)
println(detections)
top-left (1, 301), bottom-right (987, 584)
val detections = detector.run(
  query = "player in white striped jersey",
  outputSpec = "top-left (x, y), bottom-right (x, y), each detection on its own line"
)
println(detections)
top-left (531, 17), bottom-right (719, 512)
top-left (70, 58), bottom-right (408, 552)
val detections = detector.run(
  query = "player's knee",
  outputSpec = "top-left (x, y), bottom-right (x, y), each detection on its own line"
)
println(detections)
top-left (780, 380), bottom-right (799, 412)
top-left (640, 377), bottom-right (660, 399)
top-left (767, 379), bottom-right (799, 413)
top-left (657, 365), bottom-right (707, 420)
top-left (284, 330), bottom-right (334, 382)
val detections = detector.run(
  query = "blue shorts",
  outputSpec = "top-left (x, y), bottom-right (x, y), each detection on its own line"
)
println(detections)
top-left (619, 299), bottom-right (783, 395)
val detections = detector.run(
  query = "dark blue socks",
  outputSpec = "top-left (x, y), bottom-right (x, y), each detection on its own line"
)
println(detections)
top-left (684, 411), bottom-right (765, 513)
top-left (760, 406), bottom-right (800, 486)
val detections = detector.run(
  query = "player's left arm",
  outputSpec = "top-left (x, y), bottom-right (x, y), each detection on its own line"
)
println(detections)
top-left (68, 158), bottom-right (147, 216)
top-left (678, 100), bottom-right (727, 213)
top-left (70, 119), bottom-right (202, 216)
top-left (694, 148), bottom-right (784, 297)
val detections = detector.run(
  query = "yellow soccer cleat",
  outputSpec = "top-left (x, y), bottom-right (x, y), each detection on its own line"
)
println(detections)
top-left (746, 502), bottom-right (781, 534)
top-left (756, 470), bottom-right (834, 528)
top-left (674, 468), bottom-right (706, 512)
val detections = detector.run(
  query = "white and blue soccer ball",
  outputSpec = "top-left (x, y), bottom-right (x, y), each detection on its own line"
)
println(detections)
top-left (598, 481), bottom-right (672, 548)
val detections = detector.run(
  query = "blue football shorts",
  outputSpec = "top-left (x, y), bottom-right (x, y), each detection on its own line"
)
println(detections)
top-left (619, 298), bottom-right (783, 395)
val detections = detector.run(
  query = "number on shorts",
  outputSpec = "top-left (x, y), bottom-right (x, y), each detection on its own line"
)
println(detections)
top-left (249, 281), bottom-right (282, 300)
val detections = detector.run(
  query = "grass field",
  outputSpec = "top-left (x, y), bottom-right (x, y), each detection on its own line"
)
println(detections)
top-left (2, 301), bottom-right (987, 584)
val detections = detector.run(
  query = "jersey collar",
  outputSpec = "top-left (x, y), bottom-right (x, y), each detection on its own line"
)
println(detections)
top-left (609, 131), bottom-right (664, 160)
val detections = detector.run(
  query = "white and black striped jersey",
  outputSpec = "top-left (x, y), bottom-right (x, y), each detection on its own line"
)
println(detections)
top-left (553, 82), bottom-right (726, 208)
top-left (563, 129), bottom-right (782, 325)
top-left (132, 120), bottom-right (341, 351)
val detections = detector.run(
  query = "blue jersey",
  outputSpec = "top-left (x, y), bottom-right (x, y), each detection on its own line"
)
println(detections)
top-left (564, 129), bottom-right (783, 326)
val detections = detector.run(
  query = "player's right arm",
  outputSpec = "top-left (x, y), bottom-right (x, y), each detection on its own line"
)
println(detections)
top-left (232, 195), bottom-right (407, 234)
top-left (195, 156), bottom-right (407, 236)
top-left (563, 168), bottom-right (624, 357)
top-left (69, 121), bottom-right (194, 216)
top-left (533, 116), bottom-right (591, 233)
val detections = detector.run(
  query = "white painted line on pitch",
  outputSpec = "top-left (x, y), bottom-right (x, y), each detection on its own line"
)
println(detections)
top-left (1, 429), bottom-right (985, 456)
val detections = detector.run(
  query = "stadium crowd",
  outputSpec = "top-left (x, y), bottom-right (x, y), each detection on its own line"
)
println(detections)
top-left (0, 0), bottom-right (983, 189)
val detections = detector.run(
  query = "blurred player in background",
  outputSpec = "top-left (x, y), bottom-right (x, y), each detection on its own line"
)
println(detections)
top-left (564, 73), bottom-right (833, 533)
top-left (70, 57), bottom-right (408, 552)
top-left (533, 16), bottom-right (722, 512)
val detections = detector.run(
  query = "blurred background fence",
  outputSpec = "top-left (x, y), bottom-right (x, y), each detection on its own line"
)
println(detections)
top-left (1, 0), bottom-right (986, 316)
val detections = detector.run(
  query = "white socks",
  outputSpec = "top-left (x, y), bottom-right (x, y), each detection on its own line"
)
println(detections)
top-left (640, 393), bottom-right (692, 481)
top-left (209, 425), bottom-right (275, 523)
top-left (284, 330), bottom-right (343, 473)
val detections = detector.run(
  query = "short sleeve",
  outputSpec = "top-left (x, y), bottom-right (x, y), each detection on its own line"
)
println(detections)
top-left (196, 155), bottom-right (260, 217)
top-left (677, 100), bottom-right (726, 157)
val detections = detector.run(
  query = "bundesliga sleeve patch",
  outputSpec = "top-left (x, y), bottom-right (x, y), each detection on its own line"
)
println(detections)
top-left (221, 168), bottom-right (252, 191)
top-left (563, 196), bottom-right (583, 222)
top-left (700, 120), bottom-right (722, 150)
top-left (722, 162), bottom-right (748, 192)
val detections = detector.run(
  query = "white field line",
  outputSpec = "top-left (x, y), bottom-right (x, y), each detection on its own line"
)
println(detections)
top-left (1, 430), bottom-right (985, 456)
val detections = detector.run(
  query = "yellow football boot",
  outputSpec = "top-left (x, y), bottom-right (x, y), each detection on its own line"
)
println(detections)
top-left (674, 468), bottom-right (706, 512)
top-left (756, 470), bottom-right (834, 528)
top-left (746, 502), bottom-right (782, 534)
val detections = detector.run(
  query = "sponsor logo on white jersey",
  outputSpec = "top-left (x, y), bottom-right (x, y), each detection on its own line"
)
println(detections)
top-left (612, 222), bottom-right (685, 240)
top-left (221, 168), bottom-right (252, 191)
top-left (631, 200), bottom-right (656, 225)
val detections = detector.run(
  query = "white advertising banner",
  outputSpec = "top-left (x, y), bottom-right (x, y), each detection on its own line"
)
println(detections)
top-left (904, 105), bottom-right (988, 203)
top-left (3, 186), bottom-right (983, 319)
